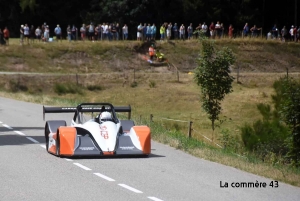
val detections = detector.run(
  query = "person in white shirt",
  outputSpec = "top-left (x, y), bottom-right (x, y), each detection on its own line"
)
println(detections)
top-left (122, 24), bottom-right (128, 40)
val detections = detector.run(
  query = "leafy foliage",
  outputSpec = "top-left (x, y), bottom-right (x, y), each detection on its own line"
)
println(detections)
top-left (194, 38), bottom-right (235, 131)
top-left (241, 77), bottom-right (300, 166)
top-left (241, 111), bottom-right (290, 159)
top-left (274, 77), bottom-right (300, 166)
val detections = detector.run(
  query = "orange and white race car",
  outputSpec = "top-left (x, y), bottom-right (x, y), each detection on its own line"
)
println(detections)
top-left (43, 103), bottom-right (151, 157)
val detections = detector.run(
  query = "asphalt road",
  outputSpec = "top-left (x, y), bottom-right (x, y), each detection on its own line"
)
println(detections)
top-left (0, 96), bottom-right (300, 201)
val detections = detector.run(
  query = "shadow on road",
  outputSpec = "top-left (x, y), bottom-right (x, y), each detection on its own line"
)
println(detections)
top-left (0, 135), bottom-right (45, 146)
top-left (0, 127), bottom-right (44, 133)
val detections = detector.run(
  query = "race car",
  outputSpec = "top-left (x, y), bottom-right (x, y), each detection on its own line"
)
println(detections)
top-left (43, 103), bottom-right (151, 157)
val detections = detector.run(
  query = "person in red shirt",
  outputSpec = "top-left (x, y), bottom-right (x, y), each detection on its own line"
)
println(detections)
top-left (209, 22), bottom-right (215, 39)
top-left (228, 24), bottom-right (234, 39)
top-left (3, 27), bottom-right (10, 45)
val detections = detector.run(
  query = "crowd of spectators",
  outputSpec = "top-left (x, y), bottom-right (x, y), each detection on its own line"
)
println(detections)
top-left (1, 21), bottom-right (300, 45)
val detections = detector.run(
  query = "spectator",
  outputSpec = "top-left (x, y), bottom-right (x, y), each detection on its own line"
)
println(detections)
top-left (122, 24), bottom-right (128, 40)
top-left (0, 28), bottom-right (4, 45)
top-left (20, 25), bottom-right (24, 45)
top-left (250, 25), bottom-right (260, 37)
top-left (281, 26), bottom-right (287, 42)
top-left (35, 26), bottom-right (42, 42)
top-left (43, 26), bottom-right (49, 42)
top-left (111, 23), bottom-right (117, 40)
top-left (289, 25), bottom-right (294, 41)
top-left (209, 22), bottom-right (215, 39)
top-left (80, 24), bottom-right (86, 41)
top-left (71, 25), bottom-right (77, 41)
top-left (243, 23), bottom-right (249, 37)
top-left (151, 23), bottom-right (156, 40)
top-left (201, 22), bottom-right (208, 36)
top-left (30, 25), bottom-right (35, 43)
top-left (215, 21), bottom-right (221, 38)
top-left (297, 26), bottom-right (300, 42)
top-left (179, 24), bottom-right (185, 40)
top-left (160, 24), bottom-right (165, 41)
top-left (146, 23), bottom-right (151, 41)
top-left (167, 22), bottom-right (172, 40)
top-left (88, 22), bottom-right (95, 42)
top-left (173, 23), bottom-right (178, 40)
top-left (24, 24), bottom-right (30, 44)
top-left (220, 23), bottom-right (224, 38)
top-left (67, 25), bottom-right (71, 42)
top-left (195, 23), bottom-right (202, 38)
top-left (267, 30), bottom-right (272, 40)
top-left (103, 23), bottom-right (108, 40)
top-left (3, 26), bottom-right (10, 45)
top-left (143, 23), bottom-right (147, 41)
top-left (228, 24), bottom-right (234, 39)
top-left (116, 23), bottom-right (120, 40)
top-left (272, 24), bottom-right (278, 39)
top-left (293, 26), bottom-right (298, 42)
top-left (54, 24), bottom-right (62, 42)
top-left (187, 23), bottom-right (193, 39)
top-left (137, 23), bottom-right (143, 41)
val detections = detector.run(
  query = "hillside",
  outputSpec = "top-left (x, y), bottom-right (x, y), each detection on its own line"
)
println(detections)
top-left (1, 38), bottom-right (300, 74)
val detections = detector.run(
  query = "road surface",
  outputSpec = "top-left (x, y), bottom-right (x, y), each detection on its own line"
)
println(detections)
top-left (0, 97), bottom-right (299, 201)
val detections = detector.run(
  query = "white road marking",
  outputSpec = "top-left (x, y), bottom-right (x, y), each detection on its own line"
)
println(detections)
top-left (65, 159), bottom-right (73, 162)
top-left (26, 137), bottom-right (39, 144)
top-left (40, 145), bottom-right (46, 149)
top-left (94, 173), bottom-right (115, 181)
top-left (3, 124), bottom-right (13, 129)
top-left (14, 130), bottom-right (25, 136)
top-left (148, 197), bottom-right (164, 201)
top-left (73, 163), bottom-right (91, 171)
top-left (118, 184), bottom-right (143, 193)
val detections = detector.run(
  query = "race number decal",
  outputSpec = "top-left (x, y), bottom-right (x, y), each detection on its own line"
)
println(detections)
top-left (100, 131), bottom-right (109, 139)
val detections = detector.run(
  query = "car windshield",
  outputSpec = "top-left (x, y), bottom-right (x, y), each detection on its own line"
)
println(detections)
top-left (76, 104), bottom-right (115, 124)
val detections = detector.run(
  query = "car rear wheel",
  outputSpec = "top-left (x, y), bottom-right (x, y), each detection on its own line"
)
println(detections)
top-left (45, 126), bottom-right (50, 152)
top-left (56, 132), bottom-right (60, 156)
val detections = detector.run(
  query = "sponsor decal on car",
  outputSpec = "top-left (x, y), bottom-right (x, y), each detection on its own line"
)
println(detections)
top-left (79, 147), bottom-right (95, 151)
top-left (120, 146), bottom-right (135, 150)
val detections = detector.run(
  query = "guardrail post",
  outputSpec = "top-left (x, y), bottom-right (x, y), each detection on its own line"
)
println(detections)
top-left (188, 121), bottom-right (193, 138)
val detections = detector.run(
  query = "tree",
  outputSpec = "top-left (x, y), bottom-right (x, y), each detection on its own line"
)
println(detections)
top-left (194, 37), bottom-right (235, 141)
top-left (275, 77), bottom-right (300, 166)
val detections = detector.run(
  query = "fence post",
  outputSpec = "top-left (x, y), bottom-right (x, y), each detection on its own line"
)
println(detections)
top-left (237, 64), bottom-right (240, 83)
top-left (150, 114), bottom-right (153, 122)
top-left (188, 121), bottom-right (193, 138)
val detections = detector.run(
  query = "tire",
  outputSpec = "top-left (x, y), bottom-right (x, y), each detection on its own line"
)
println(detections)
top-left (45, 125), bottom-right (50, 152)
top-left (56, 132), bottom-right (60, 156)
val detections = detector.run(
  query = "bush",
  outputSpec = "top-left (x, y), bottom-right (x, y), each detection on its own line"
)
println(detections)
top-left (54, 83), bottom-right (83, 95)
top-left (241, 119), bottom-right (290, 159)
top-left (130, 81), bottom-right (138, 88)
top-left (87, 85), bottom-right (102, 91)
top-left (218, 129), bottom-right (240, 151)
top-left (149, 80), bottom-right (156, 88)
top-left (9, 80), bottom-right (28, 92)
